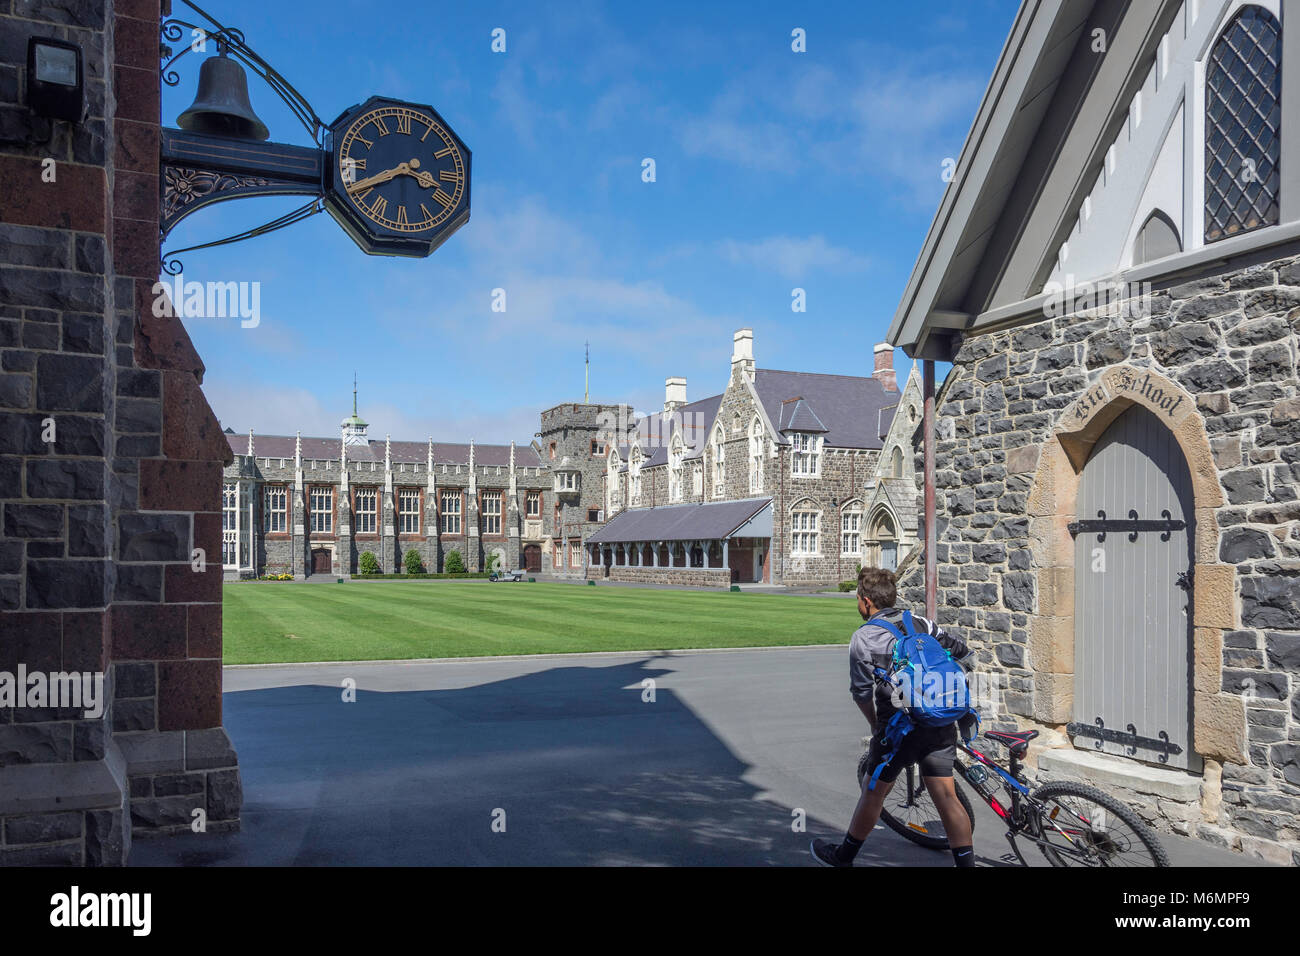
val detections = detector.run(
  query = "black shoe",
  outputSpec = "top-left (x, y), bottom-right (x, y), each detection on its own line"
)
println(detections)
top-left (810, 838), bottom-right (851, 867)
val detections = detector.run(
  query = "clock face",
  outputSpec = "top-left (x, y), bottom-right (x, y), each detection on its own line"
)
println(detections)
top-left (326, 97), bottom-right (471, 257)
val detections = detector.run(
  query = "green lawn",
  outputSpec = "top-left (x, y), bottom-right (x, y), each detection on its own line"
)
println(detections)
top-left (222, 581), bottom-right (856, 664)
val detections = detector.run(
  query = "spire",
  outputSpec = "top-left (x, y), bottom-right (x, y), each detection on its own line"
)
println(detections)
top-left (385, 433), bottom-right (391, 469)
top-left (427, 436), bottom-right (434, 470)
top-left (353, 371), bottom-right (358, 416)
top-left (246, 428), bottom-right (254, 458)
top-left (584, 341), bottom-right (590, 404)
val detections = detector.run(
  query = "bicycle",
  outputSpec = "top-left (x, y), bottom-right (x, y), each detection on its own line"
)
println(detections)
top-left (858, 728), bottom-right (1170, 867)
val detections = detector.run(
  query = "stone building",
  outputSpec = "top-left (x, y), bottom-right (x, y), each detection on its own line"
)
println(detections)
top-left (889, 0), bottom-right (1299, 861)
top-left (586, 330), bottom-right (923, 587)
top-left (222, 395), bottom-right (549, 578)
top-left (1, 0), bottom-right (241, 865)
top-left (225, 331), bottom-right (924, 588)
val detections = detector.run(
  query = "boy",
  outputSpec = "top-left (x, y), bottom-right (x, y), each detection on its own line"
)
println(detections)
top-left (810, 566), bottom-right (977, 868)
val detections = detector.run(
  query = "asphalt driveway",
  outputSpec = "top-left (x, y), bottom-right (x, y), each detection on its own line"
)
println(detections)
top-left (129, 646), bottom-right (1254, 866)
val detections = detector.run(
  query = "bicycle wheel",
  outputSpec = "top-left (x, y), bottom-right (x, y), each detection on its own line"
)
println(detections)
top-left (1031, 781), bottom-right (1170, 867)
top-left (857, 751), bottom-right (975, 851)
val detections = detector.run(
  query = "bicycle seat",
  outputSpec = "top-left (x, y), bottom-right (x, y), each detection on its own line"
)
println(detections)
top-left (984, 729), bottom-right (1039, 758)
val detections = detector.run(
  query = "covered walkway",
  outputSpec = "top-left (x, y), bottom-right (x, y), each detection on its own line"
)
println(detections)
top-left (585, 497), bottom-right (773, 586)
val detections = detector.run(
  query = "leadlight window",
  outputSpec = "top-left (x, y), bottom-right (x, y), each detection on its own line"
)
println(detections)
top-left (749, 419), bottom-right (764, 493)
top-left (792, 507), bottom-right (819, 555)
top-left (669, 438), bottom-right (684, 502)
top-left (482, 491), bottom-right (502, 535)
top-left (440, 490), bottom-right (461, 534)
top-left (792, 433), bottom-right (820, 476)
top-left (526, 491), bottom-right (541, 518)
top-left (398, 488), bottom-right (420, 534)
top-left (1205, 5), bottom-right (1282, 243)
top-left (222, 482), bottom-right (238, 565)
top-left (841, 506), bottom-right (862, 556)
top-left (310, 487), bottom-right (333, 534)
top-left (264, 485), bottom-right (286, 533)
top-left (355, 487), bottom-right (377, 534)
top-left (713, 428), bottom-right (726, 496)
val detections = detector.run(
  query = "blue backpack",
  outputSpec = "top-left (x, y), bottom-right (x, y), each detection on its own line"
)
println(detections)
top-left (865, 610), bottom-right (978, 790)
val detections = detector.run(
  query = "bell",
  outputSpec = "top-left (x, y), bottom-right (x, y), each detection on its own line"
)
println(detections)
top-left (176, 51), bottom-right (269, 141)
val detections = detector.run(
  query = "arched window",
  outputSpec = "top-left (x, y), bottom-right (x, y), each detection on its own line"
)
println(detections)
top-left (790, 499), bottom-right (820, 555)
top-left (712, 426), bottom-right (726, 497)
top-left (669, 436), bottom-right (684, 502)
top-left (1205, 5), bottom-right (1282, 243)
top-left (629, 446), bottom-right (643, 506)
top-left (606, 451), bottom-right (621, 514)
top-left (732, 411), bottom-right (742, 435)
top-left (890, 446), bottom-right (903, 478)
top-left (748, 418), bottom-right (764, 493)
top-left (840, 500), bottom-right (863, 556)
top-left (1133, 210), bottom-right (1182, 264)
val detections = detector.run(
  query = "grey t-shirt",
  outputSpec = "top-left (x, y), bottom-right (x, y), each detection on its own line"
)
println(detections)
top-left (849, 607), bottom-right (972, 724)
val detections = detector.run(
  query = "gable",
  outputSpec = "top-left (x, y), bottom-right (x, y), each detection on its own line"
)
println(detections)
top-left (889, 0), bottom-right (1300, 360)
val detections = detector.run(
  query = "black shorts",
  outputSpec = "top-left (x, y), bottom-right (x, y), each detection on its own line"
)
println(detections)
top-left (863, 722), bottom-right (957, 784)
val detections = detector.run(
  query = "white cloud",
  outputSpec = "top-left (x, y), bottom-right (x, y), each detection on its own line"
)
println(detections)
top-left (715, 235), bottom-right (870, 279)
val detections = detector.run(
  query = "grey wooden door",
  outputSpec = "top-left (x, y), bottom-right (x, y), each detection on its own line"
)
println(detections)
top-left (1073, 404), bottom-right (1195, 769)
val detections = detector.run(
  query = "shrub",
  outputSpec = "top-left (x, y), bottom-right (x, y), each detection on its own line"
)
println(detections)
top-left (838, 580), bottom-right (856, 592)
top-left (358, 551), bottom-right (380, 575)
top-left (404, 549), bottom-right (424, 574)
top-left (485, 551), bottom-right (500, 573)
top-left (444, 550), bottom-right (465, 574)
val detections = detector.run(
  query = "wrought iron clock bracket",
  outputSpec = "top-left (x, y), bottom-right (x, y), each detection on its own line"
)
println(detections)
top-left (160, 0), bottom-right (328, 272)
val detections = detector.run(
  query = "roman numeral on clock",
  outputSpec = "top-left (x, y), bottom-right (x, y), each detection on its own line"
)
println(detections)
top-left (439, 170), bottom-right (460, 183)
top-left (356, 134), bottom-right (373, 150)
top-left (368, 194), bottom-right (388, 218)
top-left (395, 205), bottom-right (409, 226)
top-left (372, 115), bottom-right (389, 136)
top-left (432, 189), bottom-right (453, 209)
top-left (395, 113), bottom-right (411, 135)
top-left (434, 146), bottom-right (454, 159)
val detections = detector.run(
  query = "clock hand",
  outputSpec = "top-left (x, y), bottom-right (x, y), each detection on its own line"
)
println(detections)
top-left (346, 164), bottom-right (405, 194)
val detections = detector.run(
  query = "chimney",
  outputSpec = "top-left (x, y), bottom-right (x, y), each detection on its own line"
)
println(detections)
top-left (873, 342), bottom-right (898, 392)
top-left (664, 376), bottom-right (687, 413)
top-left (731, 328), bottom-right (755, 382)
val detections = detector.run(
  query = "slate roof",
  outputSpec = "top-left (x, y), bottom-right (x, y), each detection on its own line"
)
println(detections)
top-left (753, 369), bottom-right (897, 449)
top-left (776, 397), bottom-right (828, 433)
top-left (225, 434), bottom-right (542, 467)
top-left (618, 393), bottom-right (723, 468)
top-left (586, 497), bottom-right (772, 544)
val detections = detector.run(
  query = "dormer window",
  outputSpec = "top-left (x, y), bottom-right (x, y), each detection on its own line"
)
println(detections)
top-left (791, 432), bottom-right (821, 477)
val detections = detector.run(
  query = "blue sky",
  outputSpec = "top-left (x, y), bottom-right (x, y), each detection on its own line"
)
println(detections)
top-left (163, 0), bottom-right (1018, 445)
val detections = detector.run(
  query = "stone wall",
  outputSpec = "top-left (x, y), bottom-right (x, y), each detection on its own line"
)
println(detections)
top-left (539, 403), bottom-right (621, 577)
top-left (590, 565), bottom-right (732, 589)
top-left (1, 0), bottom-right (242, 864)
top-left (899, 254), bottom-right (1300, 862)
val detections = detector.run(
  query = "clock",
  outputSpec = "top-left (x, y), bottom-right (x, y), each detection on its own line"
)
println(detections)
top-left (324, 96), bottom-right (471, 257)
